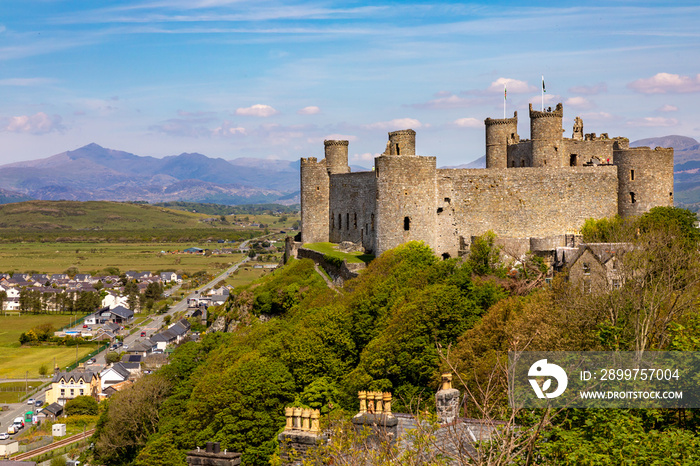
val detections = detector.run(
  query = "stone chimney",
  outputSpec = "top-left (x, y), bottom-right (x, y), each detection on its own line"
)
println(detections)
top-left (435, 373), bottom-right (460, 424)
top-left (186, 442), bottom-right (241, 465)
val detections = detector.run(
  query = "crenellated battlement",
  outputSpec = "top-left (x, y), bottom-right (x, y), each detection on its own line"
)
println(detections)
top-left (529, 102), bottom-right (563, 119)
top-left (324, 140), bottom-right (349, 147)
top-left (300, 156), bottom-right (323, 165)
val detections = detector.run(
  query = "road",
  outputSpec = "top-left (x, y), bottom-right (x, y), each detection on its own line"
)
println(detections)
top-left (0, 253), bottom-right (252, 437)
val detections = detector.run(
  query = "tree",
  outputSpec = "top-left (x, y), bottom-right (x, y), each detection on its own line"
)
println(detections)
top-left (94, 375), bottom-right (171, 465)
top-left (105, 352), bottom-right (121, 364)
top-left (65, 395), bottom-right (98, 416)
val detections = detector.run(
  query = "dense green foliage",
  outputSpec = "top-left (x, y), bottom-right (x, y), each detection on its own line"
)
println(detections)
top-left (90, 210), bottom-right (700, 464)
top-left (65, 395), bottom-right (98, 416)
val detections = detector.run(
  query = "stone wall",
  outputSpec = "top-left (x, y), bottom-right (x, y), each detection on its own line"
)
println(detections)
top-left (435, 166), bottom-right (619, 258)
top-left (329, 171), bottom-right (377, 252)
top-left (375, 155), bottom-right (437, 255)
top-left (297, 248), bottom-right (365, 284)
top-left (300, 158), bottom-right (329, 243)
top-left (614, 146), bottom-right (674, 218)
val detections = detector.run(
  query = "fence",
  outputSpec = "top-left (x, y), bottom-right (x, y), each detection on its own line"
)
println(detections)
top-left (18, 436), bottom-right (53, 453)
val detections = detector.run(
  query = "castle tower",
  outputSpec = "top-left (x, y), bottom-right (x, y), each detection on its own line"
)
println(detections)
top-left (484, 112), bottom-right (518, 169)
top-left (529, 103), bottom-right (563, 167)
top-left (385, 129), bottom-right (416, 156)
top-left (324, 140), bottom-right (350, 175)
top-left (300, 157), bottom-right (330, 243)
top-left (375, 130), bottom-right (436, 255)
top-left (614, 144), bottom-right (674, 218)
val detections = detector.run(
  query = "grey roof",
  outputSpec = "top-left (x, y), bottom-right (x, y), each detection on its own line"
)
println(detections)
top-left (120, 362), bottom-right (141, 371)
top-left (556, 243), bottom-right (632, 269)
top-left (110, 305), bottom-right (134, 319)
top-left (43, 402), bottom-right (64, 416)
top-left (105, 362), bottom-right (131, 379)
top-left (52, 369), bottom-right (97, 384)
top-left (122, 354), bottom-right (143, 363)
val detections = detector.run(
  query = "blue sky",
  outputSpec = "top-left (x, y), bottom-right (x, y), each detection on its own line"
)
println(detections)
top-left (0, 0), bottom-right (699, 167)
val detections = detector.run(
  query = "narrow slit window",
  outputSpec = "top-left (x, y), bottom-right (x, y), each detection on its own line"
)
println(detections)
top-left (338, 214), bottom-right (342, 230)
top-left (354, 213), bottom-right (357, 229)
top-left (346, 213), bottom-right (349, 230)
top-left (371, 214), bottom-right (375, 230)
top-left (630, 192), bottom-right (636, 204)
top-left (403, 217), bottom-right (410, 231)
top-left (630, 169), bottom-right (635, 181)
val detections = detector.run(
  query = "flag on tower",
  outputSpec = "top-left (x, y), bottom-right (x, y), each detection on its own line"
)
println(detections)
top-left (504, 84), bottom-right (507, 101)
top-left (542, 76), bottom-right (546, 93)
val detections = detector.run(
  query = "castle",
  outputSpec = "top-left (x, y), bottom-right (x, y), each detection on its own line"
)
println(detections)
top-left (299, 103), bottom-right (674, 259)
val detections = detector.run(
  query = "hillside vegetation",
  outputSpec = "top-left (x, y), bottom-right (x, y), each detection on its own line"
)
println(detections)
top-left (90, 207), bottom-right (700, 465)
top-left (0, 201), bottom-right (281, 242)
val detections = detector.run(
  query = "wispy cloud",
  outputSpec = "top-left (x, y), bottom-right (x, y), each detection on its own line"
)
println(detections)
top-left (364, 118), bottom-right (424, 130)
top-left (628, 73), bottom-right (700, 94)
top-left (235, 104), bottom-right (279, 117)
top-left (657, 104), bottom-right (678, 112)
top-left (352, 152), bottom-right (379, 162)
top-left (453, 117), bottom-right (481, 128)
top-left (212, 120), bottom-right (247, 136)
top-left (411, 94), bottom-right (474, 110)
top-left (568, 82), bottom-right (607, 95)
top-left (297, 106), bottom-right (320, 115)
top-left (565, 96), bottom-right (593, 110)
top-left (626, 116), bottom-right (679, 127)
top-left (0, 77), bottom-right (55, 86)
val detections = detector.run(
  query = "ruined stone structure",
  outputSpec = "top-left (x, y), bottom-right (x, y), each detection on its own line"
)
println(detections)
top-left (300, 103), bottom-right (674, 258)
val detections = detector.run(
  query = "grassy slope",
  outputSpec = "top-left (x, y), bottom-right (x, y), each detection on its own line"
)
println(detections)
top-left (0, 201), bottom-right (218, 230)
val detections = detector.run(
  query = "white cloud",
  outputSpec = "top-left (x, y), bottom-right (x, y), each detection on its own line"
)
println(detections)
top-left (488, 78), bottom-right (535, 94)
top-left (297, 106), bottom-right (320, 115)
top-left (657, 104), bottom-right (678, 112)
top-left (4, 112), bottom-right (64, 135)
top-left (365, 118), bottom-right (423, 130)
top-left (412, 94), bottom-right (473, 109)
top-left (306, 133), bottom-right (357, 144)
top-left (628, 73), bottom-right (700, 94)
top-left (564, 96), bottom-right (593, 109)
top-left (529, 94), bottom-right (559, 107)
top-left (453, 117), bottom-right (481, 128)
top-left (212, 121), bottom-right (247, 136)
top-left (568, 82), bottom-right (607, 95)
top-left (580, 111), bottom-right (614, 121)
top-left (626, 117), bottom-right (678, 127)
top-left (235, 104), bottom-right (279, 117)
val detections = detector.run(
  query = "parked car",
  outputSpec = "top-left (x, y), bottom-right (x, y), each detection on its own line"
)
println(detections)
top-left (140, 331), bottom-right (146, 337)
top-left (82, 324), bottom-right (88, 328)
top-left (27, 398), bottom-right (35, 405)
top-left (123, 345), bottom-right (129, 350)
top-left (0, 432), bottom-right (9, 440)
top-left (87, 358), bottom-right (96, 364)
top-left (35, 400), bottom-right (42, 407)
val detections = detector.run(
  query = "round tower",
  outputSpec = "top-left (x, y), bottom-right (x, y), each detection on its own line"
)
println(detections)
top-left (386, 129), bottom-right (416, 156)
top-left (485, 112), bottom-right (518, 169)
top-left (614, 145), bottom-right (674, 218)
top-left (529, 103), bottom-right (563, 167)
top-left (324, 140), bottom-right (350, 175)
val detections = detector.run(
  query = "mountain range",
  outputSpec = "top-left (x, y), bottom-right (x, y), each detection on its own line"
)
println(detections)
top-left (1, 136), bottom-right (700, 207)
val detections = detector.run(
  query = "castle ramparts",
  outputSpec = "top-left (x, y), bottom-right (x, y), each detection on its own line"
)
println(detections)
top-left (300, 103), bottom-right (674, 258)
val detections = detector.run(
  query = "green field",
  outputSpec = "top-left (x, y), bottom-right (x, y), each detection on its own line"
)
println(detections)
top-left (0, 243), bottom-right (246, 276)
top-left (0, 314), bottom-right (98, 378)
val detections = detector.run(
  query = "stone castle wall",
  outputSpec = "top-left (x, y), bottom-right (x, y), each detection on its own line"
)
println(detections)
top-left (375, 155), bottom-right (437, 255)
top-left (299, 102), bottom-right (675, 259)
top-left (300, 157), bottom-right (330, 244)
top-left (435, 166), bottom-right (619, 257)
top-left (329, 171), bottom-right (377, 251)
top-left (615, 146), bottom-right (674, 217)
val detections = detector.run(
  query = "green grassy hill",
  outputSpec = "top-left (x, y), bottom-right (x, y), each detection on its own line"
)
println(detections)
top-left (0, 201), bottom-right (222, 230)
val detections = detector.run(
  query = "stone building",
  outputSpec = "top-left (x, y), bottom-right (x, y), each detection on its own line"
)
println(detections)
top-left (299, 103), bottom-right (674, 258)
